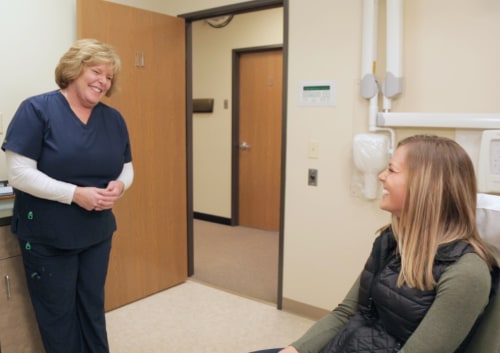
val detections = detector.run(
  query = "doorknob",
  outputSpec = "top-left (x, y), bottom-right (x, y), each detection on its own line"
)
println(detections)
top-left (239, 141), bottom-right (251, 151)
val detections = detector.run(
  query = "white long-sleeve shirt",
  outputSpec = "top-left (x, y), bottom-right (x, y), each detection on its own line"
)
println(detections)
top-left (5, 150), bottom-right (134, 204)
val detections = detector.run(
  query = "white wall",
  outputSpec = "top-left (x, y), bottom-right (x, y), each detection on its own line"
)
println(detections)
top-left (1, 0), bottom-right (499, 313)
top-left (0, 0), bottom-right (76, 180)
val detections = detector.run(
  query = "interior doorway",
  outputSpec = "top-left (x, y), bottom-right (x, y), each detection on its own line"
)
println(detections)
top-left (180, 1), bottom-right (289, 308)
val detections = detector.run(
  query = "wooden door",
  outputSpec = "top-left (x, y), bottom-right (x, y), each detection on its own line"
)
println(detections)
top-left (77, 0), bottom-right (187, 311)
top-left (238, 49), bottom-right (283, 231)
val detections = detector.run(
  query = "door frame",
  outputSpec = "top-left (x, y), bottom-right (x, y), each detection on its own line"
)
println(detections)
top-left (179, 0), bottom-right (289, 309)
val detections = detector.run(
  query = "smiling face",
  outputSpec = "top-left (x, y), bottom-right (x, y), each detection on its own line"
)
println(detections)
top-left (378, 145), bottom-right (409, 217)
top-left (70, 63), bottom-right (114, 108)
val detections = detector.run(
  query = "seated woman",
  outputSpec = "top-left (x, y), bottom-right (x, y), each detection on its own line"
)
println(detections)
top-left (252, 135), bottom-right (498, 353)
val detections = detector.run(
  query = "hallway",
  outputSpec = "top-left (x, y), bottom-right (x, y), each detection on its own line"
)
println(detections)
top-left (191, 219), bottom-right (279, 303)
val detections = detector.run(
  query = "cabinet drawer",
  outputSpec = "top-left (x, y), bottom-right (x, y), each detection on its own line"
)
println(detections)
top-left (0, 226), bottom-right (21, 260)
top-left (0, 256), bottom-right (44, 352)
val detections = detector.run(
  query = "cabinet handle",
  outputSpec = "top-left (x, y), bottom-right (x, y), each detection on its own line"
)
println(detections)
top-left (135, 52), bottom-right (145, 67)
top-left (4, 275), bottom-right (11, 300)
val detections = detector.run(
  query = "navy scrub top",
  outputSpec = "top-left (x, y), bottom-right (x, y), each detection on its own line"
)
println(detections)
top-left (1, 90), bottom-right (132, 249)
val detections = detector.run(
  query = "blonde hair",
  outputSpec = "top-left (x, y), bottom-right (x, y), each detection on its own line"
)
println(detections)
top-left (55, 38), bottom-right (121, 97)
top-left (390, 135), bottom-right (497, 290)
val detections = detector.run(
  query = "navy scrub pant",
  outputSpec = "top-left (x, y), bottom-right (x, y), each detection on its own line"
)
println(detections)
top-left (19, 237), bottom-right (112, 353)
top-left (250, 349), bottom-right (283, 353)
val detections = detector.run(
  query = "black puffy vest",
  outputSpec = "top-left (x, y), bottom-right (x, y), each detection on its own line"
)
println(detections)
top-left (320, 227), bottom-right (474, 353)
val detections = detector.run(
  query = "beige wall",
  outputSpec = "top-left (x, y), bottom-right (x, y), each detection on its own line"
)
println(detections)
top-left (284, 0), bottom-right (384, 310)
top-left (1, 0), bottom-right (499, 313)
top-left (283, 0), bottom-right (499, 310)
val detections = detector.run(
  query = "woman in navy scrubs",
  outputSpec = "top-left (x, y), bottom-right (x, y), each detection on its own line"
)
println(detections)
top-left (1, 38), bottom-right (133, 353)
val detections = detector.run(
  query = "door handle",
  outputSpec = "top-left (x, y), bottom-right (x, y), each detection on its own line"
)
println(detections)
top-left (5, 275), bottom-right (11, 300)
top-left (239, 141), bottom-right (251, 151)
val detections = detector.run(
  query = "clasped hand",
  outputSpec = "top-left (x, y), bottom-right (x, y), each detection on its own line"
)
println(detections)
top-left (73, 180), bottom-right (125, 211)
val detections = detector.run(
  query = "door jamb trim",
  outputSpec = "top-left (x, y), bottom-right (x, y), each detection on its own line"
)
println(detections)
top-left (182, 0), bottom-right (288, 310)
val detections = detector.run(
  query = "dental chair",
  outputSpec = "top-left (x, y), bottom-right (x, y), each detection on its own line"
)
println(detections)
top-left (463, 193), bottom-right (500, 353)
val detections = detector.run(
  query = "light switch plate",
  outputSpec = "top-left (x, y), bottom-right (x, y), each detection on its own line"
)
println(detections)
top-left (308, 140), bottom-right (319, 159)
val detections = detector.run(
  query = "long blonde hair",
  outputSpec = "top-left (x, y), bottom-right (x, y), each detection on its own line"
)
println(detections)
top-left (391, 135), bottom-right (497, 290)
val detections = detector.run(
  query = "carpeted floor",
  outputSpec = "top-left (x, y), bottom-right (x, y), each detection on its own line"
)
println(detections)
top-left (191, 219), bottom-right (279, 303)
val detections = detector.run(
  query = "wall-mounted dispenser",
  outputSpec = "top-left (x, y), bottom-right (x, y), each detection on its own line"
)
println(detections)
top-left (353, 133), bottom-right (390, 200)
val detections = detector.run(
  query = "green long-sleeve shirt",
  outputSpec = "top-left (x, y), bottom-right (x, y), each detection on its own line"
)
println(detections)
top-left (292, 253), bottom-right (491, 353)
